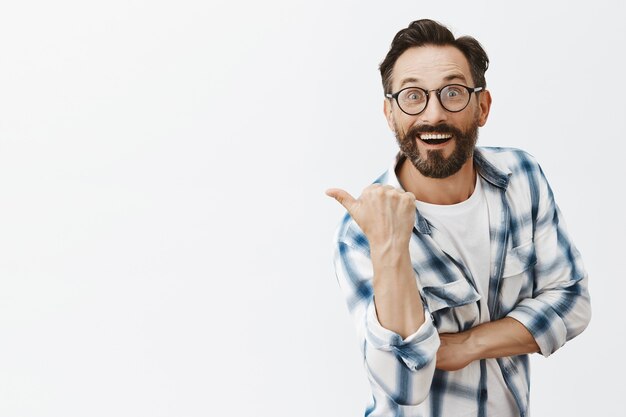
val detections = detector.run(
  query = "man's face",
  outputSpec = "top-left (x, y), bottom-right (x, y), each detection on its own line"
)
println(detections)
top-left (384, 45), bottom-right (491, 178)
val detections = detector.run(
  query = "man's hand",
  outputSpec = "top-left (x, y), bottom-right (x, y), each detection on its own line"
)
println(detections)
top-left (436, 332), bottom-right (477, 371)
top-left (326, 185), bottom-right (416, 252)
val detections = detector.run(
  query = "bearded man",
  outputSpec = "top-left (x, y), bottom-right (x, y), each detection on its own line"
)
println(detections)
top-left (327, 19), bottom-right (591, 417)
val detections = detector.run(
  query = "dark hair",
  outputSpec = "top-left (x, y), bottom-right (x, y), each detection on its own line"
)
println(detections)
top-left (379, 19), bottom-right (489, 94)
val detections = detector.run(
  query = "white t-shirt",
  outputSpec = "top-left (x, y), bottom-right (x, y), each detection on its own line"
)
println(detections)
top-left (414, 176), bottom-right (518, 416)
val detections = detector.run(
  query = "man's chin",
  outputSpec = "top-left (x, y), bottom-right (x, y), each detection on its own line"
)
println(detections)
top-left (410, 151), bottom-right (468, 179)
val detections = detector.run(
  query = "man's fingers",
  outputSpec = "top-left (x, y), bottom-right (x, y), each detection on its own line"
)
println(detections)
top-left (325, 188), bottom-right (357, 212)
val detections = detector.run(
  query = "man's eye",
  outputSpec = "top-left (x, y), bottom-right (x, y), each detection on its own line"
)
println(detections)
top-left (404, 90), bottom-right (424, 101)
top-left (443, 86), bottom-right (466, 99)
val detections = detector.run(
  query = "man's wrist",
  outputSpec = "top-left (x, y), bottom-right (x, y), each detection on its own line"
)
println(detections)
top-left (370, 242), bottom-right (411, 267)
top-left (466, 327), bottom-right (486, 362)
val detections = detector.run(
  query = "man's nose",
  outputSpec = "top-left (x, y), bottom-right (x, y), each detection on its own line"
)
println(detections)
top-left (418, 94), bottom-right (448, 126)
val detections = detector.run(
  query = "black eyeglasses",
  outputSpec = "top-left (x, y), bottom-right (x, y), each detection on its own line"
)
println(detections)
top-left (385, 84), bottom-right (484, 116)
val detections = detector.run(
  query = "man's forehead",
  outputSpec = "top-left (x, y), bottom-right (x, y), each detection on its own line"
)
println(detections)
top-left (391, 45), bottom-right (473, 88)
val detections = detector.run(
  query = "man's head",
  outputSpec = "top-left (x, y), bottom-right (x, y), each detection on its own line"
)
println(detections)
top-left (380, 20), bottom-right (492, 179)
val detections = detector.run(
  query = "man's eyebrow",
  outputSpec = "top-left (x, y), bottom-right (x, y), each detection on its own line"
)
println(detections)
top-left (399, 77), bottom-right (420, 89)
top-left (443, 73), bottom-right (468, 83)
top-left (398, 73), bottom-right (469, 90)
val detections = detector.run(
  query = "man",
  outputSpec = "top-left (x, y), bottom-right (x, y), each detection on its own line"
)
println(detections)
top-left (326, 19), bottom-right (591, 417)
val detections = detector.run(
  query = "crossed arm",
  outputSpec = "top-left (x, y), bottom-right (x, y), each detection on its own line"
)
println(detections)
top-left (436, 317), bottom-right (539, 371)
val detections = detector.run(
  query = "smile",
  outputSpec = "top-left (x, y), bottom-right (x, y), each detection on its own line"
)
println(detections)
top-left (419, 133), bottom-right (453, 145)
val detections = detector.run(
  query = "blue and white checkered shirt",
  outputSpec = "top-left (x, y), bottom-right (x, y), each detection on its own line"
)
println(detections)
top-left (331, 147), bottom-right (591, 417)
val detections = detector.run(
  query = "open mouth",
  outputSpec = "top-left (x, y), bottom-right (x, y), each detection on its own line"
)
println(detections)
top-left (419, 133), bottom-right (453, 145)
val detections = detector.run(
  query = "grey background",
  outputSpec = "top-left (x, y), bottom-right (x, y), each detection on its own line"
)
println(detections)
top-left (0, 1), bottom-right (623, 416)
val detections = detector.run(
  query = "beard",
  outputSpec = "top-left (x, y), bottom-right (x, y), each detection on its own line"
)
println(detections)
top-left (395, 119), bottom-right (479, 179)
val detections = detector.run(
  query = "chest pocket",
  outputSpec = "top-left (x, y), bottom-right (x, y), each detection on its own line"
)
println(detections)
top-left (498, 240), bottom-right (537, 315)
top-left (420, 278), bottom-right (481, 332)
top-left (422, 279), bottom-right (481, 312)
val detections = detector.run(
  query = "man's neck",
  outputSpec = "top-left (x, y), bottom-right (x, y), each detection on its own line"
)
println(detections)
top-left (397, 155), bottom-right (477, 205)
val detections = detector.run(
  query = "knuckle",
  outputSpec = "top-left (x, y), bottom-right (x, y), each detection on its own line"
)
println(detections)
top-left (385, 189), bottom-right (399, 199)
top-left (402, 194), bottom-right (416, 205)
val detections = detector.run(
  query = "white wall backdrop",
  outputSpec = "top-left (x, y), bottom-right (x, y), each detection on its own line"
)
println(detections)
top-left (0, 1), bottom-right (623, 416)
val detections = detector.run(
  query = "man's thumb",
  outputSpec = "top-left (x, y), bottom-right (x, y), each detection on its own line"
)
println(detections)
top-left (325, 188), bottom-right (357, 212)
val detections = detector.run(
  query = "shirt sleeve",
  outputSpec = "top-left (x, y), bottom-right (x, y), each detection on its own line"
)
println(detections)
top-left (506, 163), bottom-right (591, 357)
top-left (332, 235), bottom-right (440, 406)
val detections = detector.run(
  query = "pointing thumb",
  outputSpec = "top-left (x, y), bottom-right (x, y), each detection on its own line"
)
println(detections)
top-left (325, 188), bottom-right (357, 213)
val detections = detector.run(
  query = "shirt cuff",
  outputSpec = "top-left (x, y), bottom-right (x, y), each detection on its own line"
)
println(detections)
top-left (365, 300), bottom-right (440, 371)
top-left (506, 298), bottom-right (567, 357)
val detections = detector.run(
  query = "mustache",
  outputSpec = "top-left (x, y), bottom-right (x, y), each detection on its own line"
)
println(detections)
top-left (405, 123), bottom-right (464, 139)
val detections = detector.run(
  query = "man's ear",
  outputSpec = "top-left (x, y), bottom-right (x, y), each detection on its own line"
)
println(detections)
top-left (384, 99), bottom-right (396, 132)
top-left (478, 90), bottom-right (492, 127)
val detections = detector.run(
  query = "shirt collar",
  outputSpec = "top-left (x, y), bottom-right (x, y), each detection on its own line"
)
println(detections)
top-left (473, 148), bottom-right (511, 190)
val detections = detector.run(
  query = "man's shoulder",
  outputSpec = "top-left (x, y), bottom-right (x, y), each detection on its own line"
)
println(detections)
top-left (476, 146), bottom-right (542, 176)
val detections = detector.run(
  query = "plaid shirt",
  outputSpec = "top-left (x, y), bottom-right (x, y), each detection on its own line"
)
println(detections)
top-left (331, 147), bottom-right (591, 417)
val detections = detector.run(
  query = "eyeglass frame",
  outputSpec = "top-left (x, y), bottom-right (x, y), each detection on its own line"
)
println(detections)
top-left (385, 84), bottom-right (484, 116)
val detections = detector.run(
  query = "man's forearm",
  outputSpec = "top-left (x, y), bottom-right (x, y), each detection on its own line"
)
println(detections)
top-left (468, 317), bottom-right (539, 359)
top-left (326, 184), bottom-right (423, 340)
top-left (371, 247), bottom-right (425, 339)
top-left (437, 317), bottom-right (539, 371)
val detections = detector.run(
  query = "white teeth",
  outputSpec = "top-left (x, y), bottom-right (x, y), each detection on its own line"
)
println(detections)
top-left (420, 133), bottom-right (452, 140)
